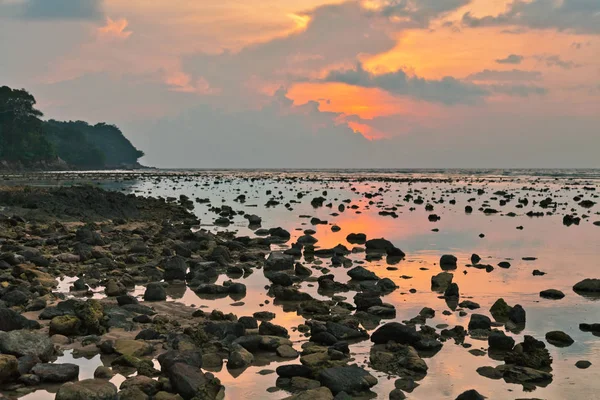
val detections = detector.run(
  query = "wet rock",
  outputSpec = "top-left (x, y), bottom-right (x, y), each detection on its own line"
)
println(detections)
top-left (265, 271), bottom-right (294, 286)
top-left (56, 379), bottom-right (118, 400)
top-left (488, 330), bottom-right (515, 351)
top-left (162, 256), bottom-right (188, 281)
top-left (365, 239), bottom-right (405, 257)
top-left (0, 308), bottom-right (40, 331)
top-left (490, 298), bottom-right (512, 321)
top-left (0, 355), bottom-right (18, 383)
top-left (370, 343), bottom-right (428, 379)
top-left (575, 360), bottom-right (591, 369)
top-left (32, 363), bottom-right (79, 383)
top-left (0, 330), bottom-right (54, 361)
top-left (444, 283), bottom-right (460, 299)
top-left (354, 291), bottom-right (383, 311)
top-left (144, 283), bottom-right (167, 301)
top-left (50, 315), bottom-right (82, 336)
top-left (277, 364), bottom-right (312, 379)
top-left (114, 339), bottom-right (153, 358)
top-left (508, 305), bottom-right (526, 325)
top-left (276, 345), bottom-right (299, 358)
top-left (120, 375), bottom-right (160, 396)
top-left (573, 279), bottom-right (600, 297)
top-left (371, 322), bottom-right (420, 345)
top-left (265, 252), bottom-right (295, 271)
top-left (105, 279), bottom-right (127, 297)
top-left (282, 387), bottom-right (334, 400)
top-left (318, 365), bottom-right (377, 395)
top-left (158, 350), bottom-right (203, 370)
top-left (228, 344), bottom-right (254, 369)
top-left (455, 389), bottom-right (486, 399)
top-left (545, 331), bottom-right (574, 347)
top-left (94, 366), bottom-right (114, 379)
top-left (259, 321), bottom-right (289, 338)
top-left (504, 336), bottom-right (552, 370)
top-left (347, 266), bottom-right (379, 281)
top-left (167, 363), bottom-right (223, 400)
top-left (346, 233), bottom-right (367, 244)
top-left (470, 254), bottom-right (481, 264)
top-left (440, 255), bottom-right (457, 270)
top-left (431, 272), bottom-right (453, 291)
top-left (468, 314), bottom-right (491, 331)
top-left (540, 289), bottom-right (565, 300)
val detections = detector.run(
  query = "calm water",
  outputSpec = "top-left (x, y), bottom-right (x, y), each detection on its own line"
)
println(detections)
top-left (12, 169), bottom-right (600, 400)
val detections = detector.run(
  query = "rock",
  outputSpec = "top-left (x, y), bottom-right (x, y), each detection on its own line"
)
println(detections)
top-left (105, 280), bottom-right (127, 297)
top-left (259, 321), bottom-right (289, 338)
top-left (431, 272), bottom-right (453, 291)
top-left (488, 330), bottom-right (515, 351)
top-left (440, 255), bottom-right (457, 270)
top-left (369, 343), bottom-right (428, 378)
top-left (282, 387), bottom-right (334, 400)
top-left (497, 364), bottom-right (552, 385)
top-left (455, 389), bottom-right (486, 399)
top-left (540, 289), bottom-right (565, 300)
top-left (295, 263), bottom-right (312, 276)
top-left (576, 360), bottom-right (591, 369)
top-left (94, 366), bottom-right (114, 379)
top-left (365, 239), bottom-right (405, 257)
top-left (277, 364), bottom-right (313, 378)
top-left (50, 315), bottom-right (82, 336)
top-left (346, 233), bottom-right (367, 244)
top-left (389, 388), bottom-right (406, 399)
top-left (444, 283), bottom-right (459, 298)
top-left (0, 308), bottom-right (40, 331)
top-left (545, 331), bottom-right (574, 347)
top-left (144, 282), bottom-right (167, 301)
top-left (158, 350), bottom-right (203, 370)
top-left (489, 298), bottom-right (511, 321)
top-left (508, 305), bottom-right (526, 325)
top-left (265, 252), bottom-right (295, 271)
top-left (0, 330), bottom-right (54, 361)
top-left (498, 262), bottom-right (511, 269)
top-left (318, 366), bottom-right (377, 395)
top-left (120, 375), bottom-right (161, 396)
top-left (167, 362), bottom-right (223, 400)
top-left (162, 256), bottom-right (188, 281)
top-left (56, 379), bottom-right (118, 400)
top-left (470, 254), bottom-right (481, 264)
top-left (476, 366), bottom-right (502, 379)
top-left (347, 266), bottom-right (379, 281)
top-left (573, 279), bottom-right (600, 296)
top-left (504, 336), bottom-right (552, 370)
top-left (114, 339), bottom-right (153, 358)
top-left (371, 323), bottom-right (420, 345)
top-left (228, 344), bottom-right (254, 369)
top-left (0, 355), bottom-right (18, 383)
top-left (276, 345), bottom-right (298, 358)
top-left (266, 271), bottom-right (294, 286)
top-left (468, 314), bottom-right (491, 331)
top-left (32, 363), bottom-right (79, 383)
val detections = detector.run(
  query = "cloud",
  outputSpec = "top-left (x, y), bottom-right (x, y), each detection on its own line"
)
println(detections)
top-left (21, 0), bottom-right (104, 20)
top-left (97, 17), bottom-right (132, 40)
top-left (534, 54), bottom-right (581, 69)
top-left (462, 0), bottom-right (600, 35)
top-left (322, 63), bottom-right (488, 105)
top-left (373, 0), bottom-right (472, 28)
top-left (496, 54), bottom-right (524, 65)
top-left (466, 69), bottom-right (542, 82)
top-left (488, 84), bottom-right (547, 97)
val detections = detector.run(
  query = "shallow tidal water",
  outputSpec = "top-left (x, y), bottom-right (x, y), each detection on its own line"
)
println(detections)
top-left (11, 169), bottom-right (600, 400)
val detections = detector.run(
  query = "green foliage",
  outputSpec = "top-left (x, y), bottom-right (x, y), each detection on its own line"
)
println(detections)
top-left (0, 85), bottom-right (144, 168)
top-left (0, 86), bottom-right (55, 163)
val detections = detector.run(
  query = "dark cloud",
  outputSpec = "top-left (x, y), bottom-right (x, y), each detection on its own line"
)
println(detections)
top-left (462, 0), bottom-right (600, 35)
top-left (377, 0), bottom-right (471, 27)
top-left (21, 0), bottom-right (103, 20)
top-left (323, 63), bottom-right (488, 105)
top-left (488, 84), bottom-right (547, 97)
top-left (496, 54), bottom-right (524, 64)
top-left (535, 55), bottom-right (581, 69)
top-left (466, 69), bottom-right (542, 82)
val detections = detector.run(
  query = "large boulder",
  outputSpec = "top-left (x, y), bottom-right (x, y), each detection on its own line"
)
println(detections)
top-left (265, 252), bottom-right (294, 271)
top-left (0, 308), bottom-right (40, 331)
top-left (347, 266), bottom-right (379, 281)
top-left (0, 355), bottom-right (19, 383)
top-left (162, 256), bottom-right (188, 281)
top-left (32, 363), bottom-right (79, 383)
top-left (114, 339), bottom-right (153, 358)
top-left (468, 314), bottom-right (491, 331)
top-left (318, 366), bottom-right (377, 395)
top-left (365, 239), bottom-right (405, 257)
top-left (573, 279), bottom-right (600, 297)
top-left (50, 315), bottom-right (82, 336)
top-left (144, 283), bottom-right (167, 301)
top-left (370, 323), bottom-right (420, 345)
top-left (0, 330), bottom-right (54, 361)
top-left (440, 255), bottom-right (457, 270)
top-left (56, 379), bottom-right (118, 400)
top-left (167, 362), bottom-right (223, 400)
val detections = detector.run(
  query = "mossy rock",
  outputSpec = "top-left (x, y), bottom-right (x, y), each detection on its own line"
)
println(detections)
top-left (50, 315), bottom-right (82, 336)
top-left (75, 299), bottom-right (105, 334)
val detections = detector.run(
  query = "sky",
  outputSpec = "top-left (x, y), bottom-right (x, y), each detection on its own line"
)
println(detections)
top-left (1, 0), bottom-right (599, 168)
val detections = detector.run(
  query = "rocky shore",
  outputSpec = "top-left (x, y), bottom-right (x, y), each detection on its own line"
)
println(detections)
top-left (0, 180), bottom-right (598, 400)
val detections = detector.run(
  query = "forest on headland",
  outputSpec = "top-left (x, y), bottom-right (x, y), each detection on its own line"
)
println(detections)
top-left (0, 85), bottom-right (144, 170)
